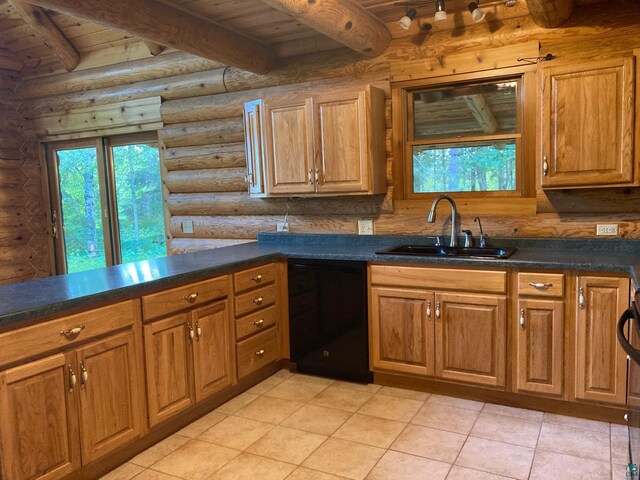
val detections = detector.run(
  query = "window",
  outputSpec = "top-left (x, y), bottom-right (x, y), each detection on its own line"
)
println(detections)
top-left (47, 133), bottom-right (166, 274)
top-left (395, 71), bottom-right (530, 200)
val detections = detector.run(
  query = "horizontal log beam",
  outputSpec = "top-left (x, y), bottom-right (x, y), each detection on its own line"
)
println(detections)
top-left (160, 118), bottom-right (244, 148)
top-left (164, 168), bottom-right (247, 193)
top-left (261, 0), bottom-right (390, 57)
top-left (526, 0), bottom-right (573, 28)
top-left (0, 49), bottom-right (22, 72)
top-left (10, 0), bottom-right (80, 71)
top-left (25, 0), bottom-right (275, 74)
top-left (163, 143), bottom-right (246, 171)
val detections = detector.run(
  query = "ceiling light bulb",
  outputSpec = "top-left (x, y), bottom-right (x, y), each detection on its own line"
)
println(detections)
top-left (399, 8), bottom-right (417, 30)
top-left (434, 0), bottom-right (447, 21)
top-left (468, 2), bottom-right (486, 22)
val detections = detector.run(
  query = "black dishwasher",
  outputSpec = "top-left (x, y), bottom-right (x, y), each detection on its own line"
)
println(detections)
top-left (288, 259), bottom-right (371, 383)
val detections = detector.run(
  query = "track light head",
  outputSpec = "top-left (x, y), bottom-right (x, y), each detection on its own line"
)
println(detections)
top-left (399, 8), bottom-right (417, 30)
top-left (434, 0), bottom-right (447, 21)
top-left (468, 2), bottom-right (486, 22)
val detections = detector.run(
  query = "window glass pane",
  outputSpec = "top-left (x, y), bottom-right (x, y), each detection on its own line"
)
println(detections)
top-left (56, 147), bottom-right (106, 273)
top-left (112, 143), bottom-right (166, 264)
top-left (412, 80), bottom-right (518, 140)
top-left (412, 141), bottom-right (516, 193)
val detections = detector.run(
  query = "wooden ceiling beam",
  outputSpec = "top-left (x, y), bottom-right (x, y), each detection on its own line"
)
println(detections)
top-left (23, 0), bottom-right (276, 74)
top-left (260, 0), bottom-right (391, 57)
top-left (463, 95), bottom-right (498, 134)
top-left (144, 41), bottom-right (166, 56)
top-left (0, 48), bottom-right (23, 72)
top-left (526, 0), bottom-right (574, 28)
top-left (9, 0), bottom-right (80, 71)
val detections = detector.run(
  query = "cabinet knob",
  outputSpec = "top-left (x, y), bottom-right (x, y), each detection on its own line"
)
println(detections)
top-left (187, 323), bottom-right (195, 341)
top-left (435, 302), bottom-right (441, 320)
top-left (60, 325), bottom-right (85, 337)
top-left (426, 301), bottom-right (431, 320)
top-left (253, 296), bottom-right (264, 306)
top-left (254, 318), bottom-right (265, 328)
top-left (255, 349), bottom-right (266, 358)
top-left (195, 321), bottom-right (202, 338)
top-left (519, 309), bottom-right (526, 329)
top-left (183, 293), bottom-right (198, 304)
top-left (68, 365), bottom-right (77, 392)
top-left (80, 362), bottom-right (88, 385)
top-left (252, 274), bottom-right (263, 283)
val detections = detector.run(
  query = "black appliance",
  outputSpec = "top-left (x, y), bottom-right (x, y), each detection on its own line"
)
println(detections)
top-left (617, 289), bottom-right (640, 479)
top-left (288, 259), bottom-right (372, 383)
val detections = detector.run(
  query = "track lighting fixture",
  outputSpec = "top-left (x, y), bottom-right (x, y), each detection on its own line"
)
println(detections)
top-left (399, 8), bottom-right (417, 30)
top-left (468, 2), bottom-right (486, 22)
top-left (434, 0), bottom-right (447, 21)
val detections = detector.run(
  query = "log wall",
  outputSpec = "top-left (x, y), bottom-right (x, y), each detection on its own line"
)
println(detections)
top-left (12, 2), bottom-right (640, 259)
top-left (0, 69), bottom-right (51, 285)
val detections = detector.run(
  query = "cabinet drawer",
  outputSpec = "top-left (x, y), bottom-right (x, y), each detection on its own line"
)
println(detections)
top-left (234, 284), bottom-right (277, 317)
top-left (237, 327), bottom-right (278, 379)
top-left (371, 265), bottom-right (506, 294)
top-left (0, 300), bottom-right (139, 368)
top-left (234, 263), bottom-right (277, 294)
top-left (236, 305), bottom-right (279, 341)
top-left (518, 273), bottom-right (564, 298)
top-left (142, 276), bottom-right (229, 321)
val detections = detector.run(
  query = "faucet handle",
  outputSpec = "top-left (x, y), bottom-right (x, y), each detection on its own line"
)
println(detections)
top-left (462, 230), bottom-right (474, 248)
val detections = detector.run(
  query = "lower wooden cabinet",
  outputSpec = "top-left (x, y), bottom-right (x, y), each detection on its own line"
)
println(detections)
top-left (515, 299), bottom-right (564, 395)
top-left (435, 293), bottom-right (507, 387)
top-left (0, 353), bottom-right (80, 480)
top-left (575, 276), bottom-right (629, 405)
top-left (144, 300), bottom-right (234, 427)
top-left (370, 287), bottom-right (434, 376)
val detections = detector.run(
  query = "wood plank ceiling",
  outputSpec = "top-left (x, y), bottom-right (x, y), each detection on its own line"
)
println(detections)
top-left (0, 0), bottom-right (608, 77)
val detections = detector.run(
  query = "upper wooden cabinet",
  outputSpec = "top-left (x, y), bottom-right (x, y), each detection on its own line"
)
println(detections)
top-left (541, 57), bottom-right (637, 188)
top-left (245, 86), bottom-right (387, 197)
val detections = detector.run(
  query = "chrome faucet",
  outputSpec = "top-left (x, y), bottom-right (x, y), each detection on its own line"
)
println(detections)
top-left (427, 194), bottom-right (458, 248)
top-left (474, 216), bottom-right (487, 248)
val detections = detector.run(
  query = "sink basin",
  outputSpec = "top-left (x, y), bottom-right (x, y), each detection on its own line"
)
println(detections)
top-left (376, 245), bottom-right (516, 259)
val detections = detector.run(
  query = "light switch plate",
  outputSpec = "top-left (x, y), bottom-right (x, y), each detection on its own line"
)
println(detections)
top-left (358, 220), bottom-right (374, 235)
top-left (596, 224), bottom-right (618, 236)
top-left (182, 220), bottom-right (194, 234)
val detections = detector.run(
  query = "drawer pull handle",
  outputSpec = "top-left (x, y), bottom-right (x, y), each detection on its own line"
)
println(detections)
top-left (68, 365), bottom-right (77, 392)
top-left (253, 296), bottom-right (264, 305)
top-left (60, 325), bottom-right (85, 337)
top-left (519, 309), bottom-right (526, 329)
top-left (184, 293), bottom-right (198, 303)
top-left (254, 318), bottom-right (265, 328)
top-left (528, 282), bottom-right (552, 290)
top-left (255, 349), bottom-right (265, 358)
top-left (252, 274), bottom-right (263, 282)
top-left (80, 363), bottom-right (88, 385)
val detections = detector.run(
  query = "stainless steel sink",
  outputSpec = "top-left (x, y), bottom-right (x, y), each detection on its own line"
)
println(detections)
top-left (376, 245), bottom-right (516, 259)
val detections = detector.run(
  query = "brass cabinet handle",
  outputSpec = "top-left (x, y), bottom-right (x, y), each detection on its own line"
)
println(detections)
top-left (543, 155), bottom-right (549, 176)
top-left (253, 296), bottom-right (264, 305)
top-left (253, 318), bottom-right (265, 328)
top-left (519, 309), bottom-right (526, 329)
top-left (528, 282), bottom-right (552, 290)
top-left (187, 322), bottom-right (195, 341)
top-left (426, 301), bottom-right (431, 320)
top-left (183, 293), bottom-right (198, 304)
top-left (255, 349), bottom-right (265, 358)
top-left (309, 168), bottom-right (313, 185)
top-left (195, 321), bottom-right (202, 338)
top-left (252, 274), bottom-right (263, 283)
top-left (60, 325), bottom-right (85, 337)
top-left (579, 287), bottom-right (585, 310)
top-left (80, 363), bottom-right (88, 385)
top-left (68, 365), bottom-right (77, 392)
top-left (435, 302), bottom-right (441, 320)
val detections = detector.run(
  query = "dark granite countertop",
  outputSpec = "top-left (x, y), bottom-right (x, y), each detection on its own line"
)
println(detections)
top-left (1, 233), bottom-right (639, 330)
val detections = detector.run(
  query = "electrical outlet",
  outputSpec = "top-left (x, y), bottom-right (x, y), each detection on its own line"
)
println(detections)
top-left (181, 220), bottom-right (194, 234)
top-left (276, 222), bottom-right (290, 233)
top-left (596, 224), bottom-right (619, 236)
top-left (358, 220), bottom-right (374, 235)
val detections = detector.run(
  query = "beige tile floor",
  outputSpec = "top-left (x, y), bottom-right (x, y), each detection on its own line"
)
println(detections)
top-left (102, 370), bottom-right (628, 480)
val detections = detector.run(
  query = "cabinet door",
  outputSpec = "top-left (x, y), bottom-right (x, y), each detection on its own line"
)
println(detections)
top-left (370, 287), bottom-right (435, 376)
top-left (244, 100), bottom-right (265, 196)
top-left (263, 98), bottom-right (315, 195)
top-left (575, 276), bottom-right (629, 405)
top-left (435, 293), bottom-right (507, 387)
top-left (144, 313), bottom-right (194, 426)
top-left (76, 330), bottom-right (144, 463)
top-left (541, 57), bottom-right (635, 187)
top-left (315, 91), bottom-right (369, 193)
top-left (192, 300), bottom-right (234, 401)
top-left (516, 299), bottom-right (564, 395)
top-left (0, 353), bottom-right (80, 480)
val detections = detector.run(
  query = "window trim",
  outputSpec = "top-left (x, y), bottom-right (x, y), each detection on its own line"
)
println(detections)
top-left (391, 65), bottom-right (538, 208)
